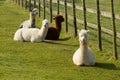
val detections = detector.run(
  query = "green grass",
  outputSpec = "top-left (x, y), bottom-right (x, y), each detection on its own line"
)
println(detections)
top-left (0, 0), bottom-right (120, 80)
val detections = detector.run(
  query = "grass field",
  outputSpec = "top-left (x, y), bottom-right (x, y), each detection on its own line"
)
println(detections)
top-left (0, 0), bottom-right (120, 80)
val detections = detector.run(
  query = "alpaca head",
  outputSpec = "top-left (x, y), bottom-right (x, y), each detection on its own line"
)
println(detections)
top-left (42, 19), bottom-right (49, 28)
top-left (29, 8), bottom-right (38, 20)
top-left (32, 8), bottom-right (38, 15)
top-left (78, 29), bottom-right (89, 44)
top-left (53, 14), bottom-right (64, 23)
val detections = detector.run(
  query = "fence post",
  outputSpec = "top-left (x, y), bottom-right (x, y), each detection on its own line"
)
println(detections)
top-left (83, 0), bottom-right (87, 29)
top-left (50, 0), bottom-right (52, 23)
top-left (29, 0), bottom-right (32, 11)
top-left (16, 0), bottom-right (17, 3)
top-left (38, 0), bottom-right (41, 18)
top-left (57, 0), bottom-right (59, 14)
top-left (25, 0), bottom-right (27, 10)
top-left (72, 0), bottom-right (77, 37)
top-left (34, 0), bottom-right (36, 8)
top-left (43, 0), bottom-right (46, 19)
top-left (21, 0), bottom-right (23, 8)
top-left (18, 0), bottom-right (20, 6)
top-left (111, 0), bottom-right (118, 59)
top-left (64, 0), bottom-right (68, 33)
top-left (96, 0), bottom-right (102, 51)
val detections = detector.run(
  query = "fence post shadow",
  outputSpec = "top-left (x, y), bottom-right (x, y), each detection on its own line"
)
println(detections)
top-left (94, 62), bottom-right (119, 70)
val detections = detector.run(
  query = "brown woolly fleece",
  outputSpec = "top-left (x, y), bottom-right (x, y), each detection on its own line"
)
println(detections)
top-left (45, 14), bottom-right (64, 40)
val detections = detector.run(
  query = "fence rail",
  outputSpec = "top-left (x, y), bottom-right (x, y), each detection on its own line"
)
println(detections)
top-left (51, 0), bottom-right (120, 20)
top-left (12, 0), bottom-right (119, 59)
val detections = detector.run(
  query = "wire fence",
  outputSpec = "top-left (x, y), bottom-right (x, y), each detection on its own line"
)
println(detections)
top-left (12, 0), bottom-right (119, 59)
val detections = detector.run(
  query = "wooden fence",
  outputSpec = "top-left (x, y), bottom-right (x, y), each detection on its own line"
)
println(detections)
top-left (12, 0), bottom-right (119, 59)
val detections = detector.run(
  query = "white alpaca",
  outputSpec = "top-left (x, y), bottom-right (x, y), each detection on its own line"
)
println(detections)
top-left (73, 29), bottom-right (95, 66)
top-left (19, 8), bottom-right (38, 28)
top-left (14, 19), bottom-right (49, 42)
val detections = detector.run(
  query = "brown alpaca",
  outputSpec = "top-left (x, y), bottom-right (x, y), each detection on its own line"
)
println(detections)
top-left (45, 14), bottom-right (64, 40)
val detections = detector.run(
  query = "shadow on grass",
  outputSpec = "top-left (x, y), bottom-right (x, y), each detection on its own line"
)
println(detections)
top-left (44, 41), bottom-right (79, 47)
top-left (95, 62), bottom-right (120, 70)
top-left (44, 37), bottom-right (79, 47)
top-left (58, 37), bottom-right (71, 41)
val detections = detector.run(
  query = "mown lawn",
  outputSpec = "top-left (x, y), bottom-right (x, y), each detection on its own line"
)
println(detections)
top-left (0, 0), bottom-right (120, 80)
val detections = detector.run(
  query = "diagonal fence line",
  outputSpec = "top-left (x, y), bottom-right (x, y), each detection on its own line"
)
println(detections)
top-left (29, 0), bottom-right (120, 38)
top-left (50, 0), bottom-right (120, 20)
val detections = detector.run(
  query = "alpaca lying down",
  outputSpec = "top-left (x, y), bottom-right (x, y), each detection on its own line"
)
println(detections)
top-left (14, 19), bottom-right (49, 42)
top-left (73, 47), bottom-right (95, 66)
top-left (73, 29), bottom-right (95, 66)
top-left (45, 14), bottom-right (64, 40)
top-left (19, 8), bottom-right (38, 28)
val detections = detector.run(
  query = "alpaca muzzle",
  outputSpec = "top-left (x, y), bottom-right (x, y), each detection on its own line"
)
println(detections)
top-left (80, 36), bottom-right (86, 41)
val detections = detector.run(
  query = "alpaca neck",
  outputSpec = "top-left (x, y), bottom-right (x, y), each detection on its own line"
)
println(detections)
top-left (39, 25), bottom-right (47, 35)
top-left (80, 41), bottom-right (88, 53)
top-left (80, 41), bottom-right (90, 65)
top-left (55, 21), bottom-right (62, 34)
top-left (30, 12), bottom-right (36, 27)
top-left (39, 25), bottom-right (48, 40)
top-left (29, 12), bottom-right (33, 21)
